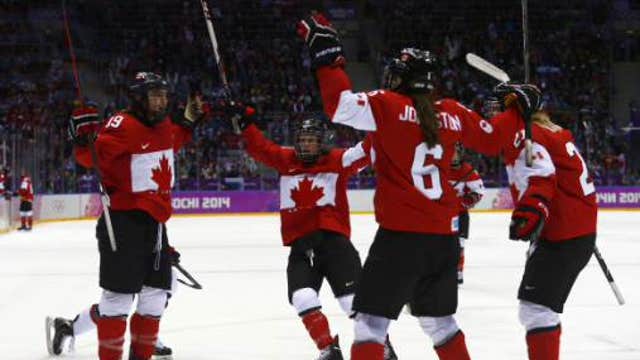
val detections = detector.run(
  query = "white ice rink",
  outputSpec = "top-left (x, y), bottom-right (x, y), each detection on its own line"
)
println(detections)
top-left (1, 211), bottom-right (639, 360)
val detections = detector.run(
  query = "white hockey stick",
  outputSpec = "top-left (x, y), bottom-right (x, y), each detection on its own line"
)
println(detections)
top-left (465, 53), bottom-right (510, 83)
top-left (465, 52), bottom-right (534, 166)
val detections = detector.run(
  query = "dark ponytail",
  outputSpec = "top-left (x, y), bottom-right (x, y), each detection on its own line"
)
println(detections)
top-left (410, 94), bottom-right (439, 148)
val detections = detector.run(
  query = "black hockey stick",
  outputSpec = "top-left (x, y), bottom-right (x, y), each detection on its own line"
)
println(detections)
top-left (593, 245), bottom-right (625, 305)
top-left (174, 263), bottom-right (203, 290)
top-left (62, 0), bottom-right (116, 251)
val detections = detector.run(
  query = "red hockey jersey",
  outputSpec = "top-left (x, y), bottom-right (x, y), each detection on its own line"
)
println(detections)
top-left (75, 112), bottom-right (192, 223)
top-left (315, 66), bottom-right (517, 234)
top-left (489, 112), bottom-right (597, 241)
top-left (243, 124), bottom-right (370, 245)
top-left (19, 176), bottom-right (34, 202)
top-left (449, 162), bottom-right (484, 212)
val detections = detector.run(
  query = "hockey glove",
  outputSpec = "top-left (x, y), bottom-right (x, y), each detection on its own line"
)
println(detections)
top-left (173, 95), bottom-right (205, 130)
top-left (493, 83), bottom-right (542, 120)
top-left (68, 103), bottom-right (101, 146)
top-left (167, 246), bottom-right (181, 265)
top-left (220, 100), bottom-right (256, 134)
top-left (297, 13), bottom-right (345, 68)
top-left (461, 192), bottom-right (482, 209)
top-left (509, 195), bottom-right (549, 241)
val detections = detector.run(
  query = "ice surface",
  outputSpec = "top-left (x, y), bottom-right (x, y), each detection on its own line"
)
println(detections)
top-left (1, 211), bottom-right (638, 359)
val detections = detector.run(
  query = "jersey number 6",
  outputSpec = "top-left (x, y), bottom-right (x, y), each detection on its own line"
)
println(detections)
top-left (412, 143), bottom-right (444, 200)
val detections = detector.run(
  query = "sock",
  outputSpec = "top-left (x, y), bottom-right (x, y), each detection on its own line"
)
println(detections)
top-left (21, 217), bottom-right (26, 228)
top-left (97, 316), bottom-right (126, 360)
top-left (351, 342), bottom-right (384, 360)
top-left (129, 313), bottom-right (160, 360)
top-left (526, 325), bottom-right (561, 360)
top-left (73, 304), bottom-right (99, 336)
top-left (434, 330), bottom-right (471, 360)
top-left (27, 216), bottom-right (33, 228)
top-left (301, 310), bottom-right (333, 350)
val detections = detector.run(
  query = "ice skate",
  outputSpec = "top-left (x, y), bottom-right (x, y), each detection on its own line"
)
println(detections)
top-left (152, 339), bottom-right (173, 360)
top-left (317, 335), bottom-right (343, 360)
top-left (45, 317), bottom-right (75, 355)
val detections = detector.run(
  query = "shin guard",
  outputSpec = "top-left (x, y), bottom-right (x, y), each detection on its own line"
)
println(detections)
top-left (434, 330), bottom-right (471, 360)
top-left (129, 313), bottom-right (160, 360)
top-left (526, 325), bottom-right (561, 360)
top-left (97, 316), bottom-right (126, 360)
top-left (301, 310), bottom-right (333, 350)
top-left (351, 342), bottom-right (384, 360)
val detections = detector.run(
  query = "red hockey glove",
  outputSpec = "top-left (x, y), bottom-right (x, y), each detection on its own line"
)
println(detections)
top-left (69, 103), bottom-right (101, 146)
top-left (509, 195), bottom-right (549, 241)
top-left (461, 192), bottom-right (482, 209)
top-left (167, 246), bottom-right (181, 265)
top-left (297, 13), bottom-right (345, 68)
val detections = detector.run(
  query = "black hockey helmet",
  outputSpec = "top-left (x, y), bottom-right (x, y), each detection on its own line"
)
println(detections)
top-left (295, 117), bottom-right (327, 165)
top-left (383, 48), bottom-right (437, 94)
top-left (127, 72), bottom-right (169, 126)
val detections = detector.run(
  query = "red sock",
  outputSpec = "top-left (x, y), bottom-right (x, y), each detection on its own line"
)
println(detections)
top-left (129, 313), bottom-right (160, 360)
top-left (435, 330), bottom-right (471, 360)
top-left (526, 325), bottom-right (561, 360)
top-left (27, 216), bottom-right (32, 228)
top-left (351, 342), bottom-right (384, 360)
top-left (301, 310), bottom-right (333, 350)
top-left (21, 217), bottom-right (26, 228)
top-left (97, 316), bottom-right (126, 360)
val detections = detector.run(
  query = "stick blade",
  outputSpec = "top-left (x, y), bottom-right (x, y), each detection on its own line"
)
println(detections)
top-left (466, 53), bottom-right (511, 83)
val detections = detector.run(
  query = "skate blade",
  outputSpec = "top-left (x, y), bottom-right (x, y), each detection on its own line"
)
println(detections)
top-left (45, 316), bottom-right (54, 355)
top-left (152, 355), bottom-right (173, 360)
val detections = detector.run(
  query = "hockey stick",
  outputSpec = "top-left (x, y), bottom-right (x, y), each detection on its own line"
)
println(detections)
top-left (593, 245), bottom-right (625, 305)
top-left (198, 0), bottom-right (243, 133)
top-left (465, 53), bottom-right (510, 83)
top-left (62, 0), bottom-right (116, 251)
top-left (465, 52), bottom-right (534, 167)
top-left (174, 263), bottom-right (203, 290)
top-left (521, 0), bottom-right (533, 167)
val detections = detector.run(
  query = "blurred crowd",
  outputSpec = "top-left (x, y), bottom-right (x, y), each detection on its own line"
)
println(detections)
top-left (0, 0), bottom-right (638, 194)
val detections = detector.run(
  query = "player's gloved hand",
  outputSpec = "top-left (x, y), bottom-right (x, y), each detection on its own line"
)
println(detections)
top-left (493, 83), bottom-right (542, 119)
top-left (174, 95), bottom-right (205, 130)
top-left (297, 13), bottom-right (345, 68)
top-left (167, 246), bottom-right (181, 265)
top-left (461, 192), bottom-right (482, 209)
top-left (68, 102), bottom-right (101, 146)
top-left (220, 99), bottom-right (256, 134)
top-left (509, 195), bottom-right (549, 241)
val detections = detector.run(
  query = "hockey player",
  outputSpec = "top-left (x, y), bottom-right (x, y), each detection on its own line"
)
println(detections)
top-left (47, 238), bottom-right (180, 359)
top-left (449, 143), bottom-right (484, 284)
top-left (297, 13), bottom-right (526, 360)
top-left (223, 109), bottom-right (396, 360)
top-left (47, 271), bottom-right (178, 359)
top-left (0, 167), bottom-right (6, 198)
top-left (486, 84), bottom-right (598, 360)
top-left (67, 72), bottom-right (203, 360)
top-left (18, 169), bottom-right (34, 231)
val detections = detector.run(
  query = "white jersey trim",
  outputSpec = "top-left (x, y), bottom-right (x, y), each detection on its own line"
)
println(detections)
top-left (506, 142), bottom-right (555, 200)
top-left (342, 141), bottom-right (367, 169)
top-left (332, 90), bottom-right (377, 131)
